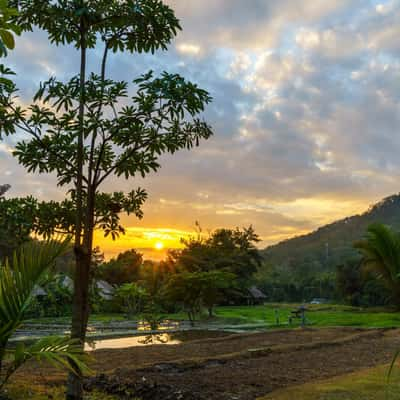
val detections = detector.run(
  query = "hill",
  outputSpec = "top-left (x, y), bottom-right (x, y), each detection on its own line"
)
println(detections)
top-left (261, 194), bottom-right (400, 271)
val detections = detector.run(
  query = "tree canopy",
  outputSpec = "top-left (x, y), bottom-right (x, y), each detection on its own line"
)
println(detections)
top-left (1, 2), bottom-right (214, 398)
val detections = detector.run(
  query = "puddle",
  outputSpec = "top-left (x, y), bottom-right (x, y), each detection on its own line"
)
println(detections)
top-left (85, 333), bottom-right (181, 351)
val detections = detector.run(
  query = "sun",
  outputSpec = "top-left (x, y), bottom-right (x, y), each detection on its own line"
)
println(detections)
top-left (154, 241), bottom-right (164, 250)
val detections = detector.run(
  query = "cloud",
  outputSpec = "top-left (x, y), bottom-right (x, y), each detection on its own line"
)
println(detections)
top-left (3, 0), bottom-right (400, 256)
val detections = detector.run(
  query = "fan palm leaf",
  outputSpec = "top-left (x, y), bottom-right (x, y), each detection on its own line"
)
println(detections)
top-left (0, 238), bottom-right (89, 392)
top-left (354, 223), bottom-right (400, 306)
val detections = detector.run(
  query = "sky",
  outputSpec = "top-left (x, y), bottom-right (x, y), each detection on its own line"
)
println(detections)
top-left (2, 0), bottom-right (400, 259)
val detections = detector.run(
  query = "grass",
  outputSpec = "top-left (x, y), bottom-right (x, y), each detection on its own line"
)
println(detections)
top-left (258, 364), bottom-right (400, 400)
top-left (24, 303), bottom-right (400, 329)
top-left (213, 304), bottom-right (400, 328)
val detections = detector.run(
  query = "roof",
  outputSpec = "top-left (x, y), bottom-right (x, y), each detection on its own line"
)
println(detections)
top-left (60, 275), bottom-right (73, 290)
top-left (96, 280), bottom-right (114, 300)
top-left (32, 285), bottom-right (47, 296)
top-left (96, 280), bottom-right (114, 294)
top-left (248, 286), bottom-right (267, 299)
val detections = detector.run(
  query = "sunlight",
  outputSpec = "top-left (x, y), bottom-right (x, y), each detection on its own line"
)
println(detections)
top-left (154, 241), bottom-right (164, 250)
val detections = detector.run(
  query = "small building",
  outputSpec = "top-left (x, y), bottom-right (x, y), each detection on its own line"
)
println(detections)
top-left (60, 275), bottom-right (74, 291)
top-left (32, 285), bottom-right (47, 297)
top-left (246, 286), bottom-right (267, 305)
top-left (96, 280), bottom-right (114, 300)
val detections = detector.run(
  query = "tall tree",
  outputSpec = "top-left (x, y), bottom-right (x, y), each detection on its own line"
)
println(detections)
top-left (1, 2), bottom-right (213, 398)
top-left (355, 223), bottom-right (400, 308)
top-left (171, 225), bottom-right (262, 287)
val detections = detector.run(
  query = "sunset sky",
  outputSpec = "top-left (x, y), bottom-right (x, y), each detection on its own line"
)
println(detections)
top-left (2, 0), bottom-right (400, 259)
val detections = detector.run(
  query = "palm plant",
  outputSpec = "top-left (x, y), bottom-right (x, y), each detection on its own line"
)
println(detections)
top-left (0, 238), bottom-right (88, 392)
top-left (354, 223), bottom-right (400, 308)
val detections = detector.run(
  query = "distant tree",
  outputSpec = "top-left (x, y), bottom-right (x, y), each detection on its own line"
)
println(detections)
top-left (336, 259), bottom-right (362, 306)
top-left (171, 225), bottom-right (262, 290)
top-left (164, 270), bottom-right (235, 325)
top-left (114, 282), bottom-right (147, 318)
top-left (28, 273), bottom-right (74, 317)
top-left (98, 249), bottom-right (142, 285)
top-left (0, 184), bottom-right (10, 196)
top-left (355, 223), bottom-right (400, 308)
top-left (2, 2), bottom-right (213, 398)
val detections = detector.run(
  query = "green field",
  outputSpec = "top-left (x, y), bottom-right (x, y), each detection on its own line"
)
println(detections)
top-left (259, 364), bottom-right (400, 400)
top-left (213, 304), bottom-right (400, 328)
top-left (26, 304), bottom-right (400, 329)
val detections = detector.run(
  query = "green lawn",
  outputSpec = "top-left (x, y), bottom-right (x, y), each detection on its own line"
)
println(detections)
top-left (259, 364), bottom-right (400, 400)
top-left (25, 303), bottom-right (400, 329)
top-left (214, 304), bottom-right (400, 328)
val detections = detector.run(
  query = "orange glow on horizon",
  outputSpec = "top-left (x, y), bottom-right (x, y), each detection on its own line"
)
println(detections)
top-left (93, 227), bottom-right (193, 260)
top-left (154, 241), bottom-right (164, 250)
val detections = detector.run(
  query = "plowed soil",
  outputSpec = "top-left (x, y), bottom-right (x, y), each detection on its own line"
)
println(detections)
top-left (15, 328), bottom-right (400, 399)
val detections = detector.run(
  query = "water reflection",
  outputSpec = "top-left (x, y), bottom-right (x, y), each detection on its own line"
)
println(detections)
top-left (85, 333), bottom-right (181, 351)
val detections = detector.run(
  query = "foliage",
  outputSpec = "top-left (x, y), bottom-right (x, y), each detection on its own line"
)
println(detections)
top-left (261, 193), bottom-right (400, 277)
top-left (114, 282), bottom-right (147, 318)
top-left (256, 262), bottom-right (337, 303)
top-left (336, 258), bottom-right (389, 307)
top-left (164, 270), bottom-right (235, 325)
top-left (0, 195), bottom-right (37, 257)
top-left (10, 0), bottom-right (182, 52)
top-left (354, 223), bottom-right (400, 308)
top-left (0, 238), bottom-right (87, 392)
top-left (170, 225), bottom-right (261, 288)
top-left (0, 0), bottom-right (20, 57)
top-left (1, 2), bottom-right (213, 397)
top-left (98, 249), bottom-right (142, 285)
top-left (0, 184), bottom-right (9, 196)
top-left (27, 274), bottom-right (73, 318)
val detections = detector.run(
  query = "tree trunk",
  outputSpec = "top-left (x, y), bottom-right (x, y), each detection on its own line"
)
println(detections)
top-left (66, 248), bottom-right (91, 400)
top-left (66, 15), bottom-right (87, 399)
top-left (207, 306), bottom-right (213, 318)
top-left (67, 190), bottom-right (95, 399)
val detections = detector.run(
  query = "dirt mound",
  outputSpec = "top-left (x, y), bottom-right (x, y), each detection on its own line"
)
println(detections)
top-left (87, 328), bottom-right (400, 400)
top-left (84, 373), bottom-right (207, 400)
top-left (14, 327), bottom-right (400, 400)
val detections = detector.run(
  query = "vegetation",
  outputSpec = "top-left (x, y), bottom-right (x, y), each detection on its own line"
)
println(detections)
top-left (258, 194), bottom-right (400, 303)
top-left (213, 304), bottom-right (400, 328)
top-left (114, 282), bottom-right (147, 319)
top-left (164, 270), bottom-right (235, 324)
top-left (170, 225), bottom-right (262, 287)
top-left (354, 223), bottom-right (400, 308)
top-left (260, 364), bottom-right (400, 400)
top-left (97, 249), bottom-right (143, 286)
top-left (2, 1), bottom-right (213, 398)
top-left (24, 304), bottom-right (400, 330)
top-left (0, 239), bottom-right (87, 393)
top-left (0, 2), bottom-right (398, 398)
top-left (0, 0), bottom-right (19, 57)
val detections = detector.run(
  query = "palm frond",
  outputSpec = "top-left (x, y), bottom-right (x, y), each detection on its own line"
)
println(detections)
top-left (0, 237), bottom-right (70, 341)
top-left (2, 336), bottom-right (90, 388)
top-left (355, 224), bottom-right (400, 291)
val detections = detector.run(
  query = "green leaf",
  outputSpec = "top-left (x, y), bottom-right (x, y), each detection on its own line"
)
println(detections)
top-left (0, 29), bottom-right (15, 49)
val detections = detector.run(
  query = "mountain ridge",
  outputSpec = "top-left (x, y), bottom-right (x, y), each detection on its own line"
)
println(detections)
top-left (261, 193), bottom-right (400, 270)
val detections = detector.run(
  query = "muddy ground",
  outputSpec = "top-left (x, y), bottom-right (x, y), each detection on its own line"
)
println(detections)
top-left (14, 328), bottom-right (400, 399)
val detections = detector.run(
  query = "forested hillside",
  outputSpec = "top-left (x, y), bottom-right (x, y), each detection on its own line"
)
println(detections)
top-left (261, 194), bottom-right (400, 272)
